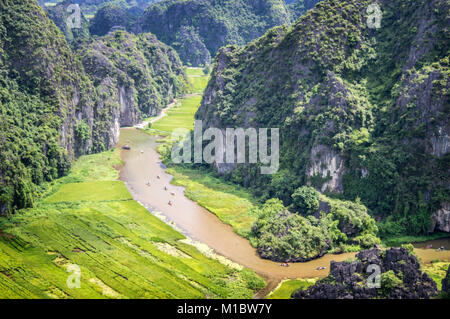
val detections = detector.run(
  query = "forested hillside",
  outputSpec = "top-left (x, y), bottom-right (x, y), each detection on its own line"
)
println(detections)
top-left (135, 0), bottom-right (321, 66)
top-left (197, 0), bottom-right (450, 237)
top-left (44, 0), bottom-right (322, 66)
top-left (45, 1), bottom-right (91, 44)
top-left (0, 0), bottom-right (186, 214)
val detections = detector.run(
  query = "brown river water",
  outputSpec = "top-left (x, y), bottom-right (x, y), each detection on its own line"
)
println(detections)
top-left (118, 128), bottom-right (450, 297)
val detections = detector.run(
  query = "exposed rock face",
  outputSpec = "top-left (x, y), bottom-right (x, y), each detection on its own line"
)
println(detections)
top-left (307, 144), bottom-right (345, 193)
top-left (0, 0), bottom-right (97, 212)
top-left (293, 248), bottom-right (438, 299)
top-left (79, 30), bottom-right (187, 143)
top-left (431, 203), bottom-right (450, 233)
top-left (0, 1), bottom-right (187, 213)
top-left (44, 0), bottom-right (90, 44)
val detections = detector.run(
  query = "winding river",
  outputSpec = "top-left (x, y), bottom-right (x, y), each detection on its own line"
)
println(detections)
top-left (118, 128), bottom-right (450, 296)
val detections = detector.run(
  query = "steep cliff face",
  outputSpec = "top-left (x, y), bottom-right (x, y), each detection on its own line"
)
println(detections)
top-left (0, 0), bottom-right (97, 213)
top-left (431, 202), bottom-right (450, 233)
top-left (79, 30), bottom-right (187, 126)
top-left (45, 0), bottom-right (91, 44)
top-left (0, 1), bottom-right (187, 214)
top-left (196, 0), bottom-right (449, 235)
top-left (136, 0), bottom-right (321, 66)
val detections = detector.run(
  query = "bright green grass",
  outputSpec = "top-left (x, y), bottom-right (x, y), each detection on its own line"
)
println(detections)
top-left (423, 262), bottom-right (450, 291)
top-left (185, 68), bottom-right (205, 76)
top-left (148, 67), bottom-right (208, 134)
top-left (0, 151), bottom-right (264, 299)
top-left (150, 95), bottom-right (202, 134)
top-left (267, 279), bottom-right (317, 299)
top-left (189, 76), bottom-right (210, 94)
top-left (185, 67), bottom-right (210, 94)
top-left (186, 68), bottom-right (210, 94)
top-left (166, 166), bottom-right (259, 238)
top-left (45, 181), bottom-right (132, 203)
top-left (36, 149), bottom-right (122, 199)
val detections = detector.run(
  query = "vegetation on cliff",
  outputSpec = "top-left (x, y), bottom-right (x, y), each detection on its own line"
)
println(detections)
top-left (137, 0), bottom-right (321, 66)
top-left (196, 0), bottom-right (450, 238)
top-left (293, 248), bottom-right (438, 299)
top-left (0, 0), bottom-right (96, 214)
top-left (0, 0), bottom-right (187, 215)
top-left (251, 195), bottom-right (379, 262)
top-left (79, 30), bottom-right (187, 121)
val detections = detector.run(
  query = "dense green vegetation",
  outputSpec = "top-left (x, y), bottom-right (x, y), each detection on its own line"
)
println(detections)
top-left (0, 0), bottom-right (95, 214)
top-left (89, 2), bottom-right (141, 36)
top-left (423, 261), bottom-right (450, 291)
top-left (197, 0), bottom-right (450, 238)
top-left (251, 196), bottom-right (379, 262)
top-left (45, 1), bottom-right (91, 45)
top-left (79, 30), bottom-right (187, 119)
top-left (0, 0), bottom-right (187, 214)
top-left (0, 147), bottom-right (265, 298)
top-left (138, 0), bottom-right (321, 66)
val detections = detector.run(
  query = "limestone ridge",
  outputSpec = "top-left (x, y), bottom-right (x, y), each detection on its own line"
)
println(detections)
top-left (136, 0), bottom-right (322, 66)
top-left (293, 248), bottom-right (438, 299)
top-left (196, 0), bottom-right (450, 235)
top-left (0, 0), bottom-right (186, 214)
top-left (79, 31), bottom-right (187, 129)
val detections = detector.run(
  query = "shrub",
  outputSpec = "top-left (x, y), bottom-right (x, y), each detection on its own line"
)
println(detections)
top-left (381, 270), bottom-right (403, 294)
top-left (291, 186), bottom-right (319, 214)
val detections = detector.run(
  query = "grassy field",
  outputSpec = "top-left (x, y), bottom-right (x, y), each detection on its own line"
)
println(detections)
top-left (186, 67), bottom-right (210, 94)
top-left (148, 68), bottom-right (209, 135)
top-left (267, 279), bottom-right (317, 299)
top-left (167, 167), bottom-right (259, 238)
top-left (0, 148), bottom-right (265, 298)
top-left (44, 181), bottom-right (132, 203)
top-left (150, 95), bottom-right (202, 134)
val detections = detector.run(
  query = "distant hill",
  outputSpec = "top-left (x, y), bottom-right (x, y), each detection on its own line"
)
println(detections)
top-left (135, 0), bottom-right (321, 66)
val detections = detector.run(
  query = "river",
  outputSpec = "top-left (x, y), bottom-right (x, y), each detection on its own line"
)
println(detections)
top-left (118, 128), bottom-right (450, 297)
